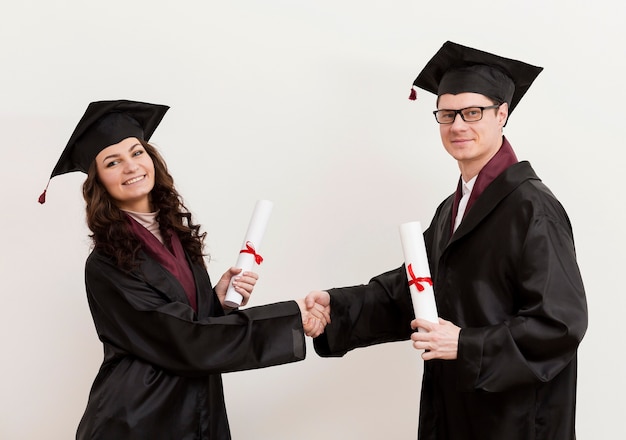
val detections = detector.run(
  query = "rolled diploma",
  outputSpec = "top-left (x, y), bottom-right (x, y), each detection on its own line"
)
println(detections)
top-left (399, 221), bottom-right (439, 331)
top-left (223, 200), bottom-right (273, 308)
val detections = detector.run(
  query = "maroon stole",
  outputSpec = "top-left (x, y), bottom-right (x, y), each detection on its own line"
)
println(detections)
top-left (126, 214), bottom-right (198, 311)
top-left (451, 136), bottom-right (519, 232)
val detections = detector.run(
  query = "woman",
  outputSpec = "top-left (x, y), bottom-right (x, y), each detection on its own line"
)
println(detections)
top-left (40, 99), bottom-right (328, 439)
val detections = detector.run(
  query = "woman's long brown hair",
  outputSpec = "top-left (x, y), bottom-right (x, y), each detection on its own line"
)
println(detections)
top-left (82, 140), bottom-right (207, 271)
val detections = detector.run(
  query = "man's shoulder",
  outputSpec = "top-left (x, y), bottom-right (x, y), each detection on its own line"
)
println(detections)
top-left (506, 162), bottom-right (558, 201)
top-left (503, 164), bottom-right (572, 227)
top-left (499, 161), bottom-right (559, 202)
top-left (502, 161), bottom-right (540, 183)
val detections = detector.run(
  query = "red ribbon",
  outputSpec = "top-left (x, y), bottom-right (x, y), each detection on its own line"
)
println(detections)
top-left (240, 241), bottom-right (263, 264)
top-left (407, 263), bottom-right (432, 292)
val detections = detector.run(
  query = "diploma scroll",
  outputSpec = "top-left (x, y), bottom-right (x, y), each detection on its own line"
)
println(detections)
top-left (399, 221), bottom-right (439, 331)
top-left (223, 200), bottom-right (273, 308)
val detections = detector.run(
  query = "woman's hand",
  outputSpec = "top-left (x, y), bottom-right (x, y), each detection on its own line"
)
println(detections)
top-left (214, 267), bottom-right (259, 309)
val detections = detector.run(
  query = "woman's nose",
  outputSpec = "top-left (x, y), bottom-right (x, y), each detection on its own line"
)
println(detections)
top-left (124, 159), bottom-right (139, 172)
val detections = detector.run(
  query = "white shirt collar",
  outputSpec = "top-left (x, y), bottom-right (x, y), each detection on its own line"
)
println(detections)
top-left (462, 175), bottom-right (478, 196)
top-left (454, 175), bottom-right (478, 232)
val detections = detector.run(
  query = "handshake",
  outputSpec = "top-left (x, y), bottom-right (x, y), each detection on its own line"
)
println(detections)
top-left (296, 291), bottom-right (331, 338)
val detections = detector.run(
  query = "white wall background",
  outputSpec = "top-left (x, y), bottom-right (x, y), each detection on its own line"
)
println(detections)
top-left (1, 1), bottom-right (623, 438)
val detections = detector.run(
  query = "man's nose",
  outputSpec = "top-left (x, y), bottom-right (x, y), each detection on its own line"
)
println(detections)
top-left (450, 112), bottom-right (467, 127)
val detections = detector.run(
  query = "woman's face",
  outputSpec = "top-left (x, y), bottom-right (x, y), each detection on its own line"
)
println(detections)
top-left (95, 137), bottom-right (155, 212)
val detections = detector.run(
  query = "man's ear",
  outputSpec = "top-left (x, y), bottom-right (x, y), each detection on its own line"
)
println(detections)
top-left (499, 102), bottom-right (510, 127)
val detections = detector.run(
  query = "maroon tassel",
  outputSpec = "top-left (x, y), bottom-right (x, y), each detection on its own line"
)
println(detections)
top-left (38, 180), bottom-right (50, 204)
top-left (408, 88), bottom-right (417, 101)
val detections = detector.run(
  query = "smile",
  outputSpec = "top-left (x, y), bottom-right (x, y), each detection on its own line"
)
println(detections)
top-left (451, 139), bottom-right (473, 145)
top-left (123, 175), bottom-right (146, 185)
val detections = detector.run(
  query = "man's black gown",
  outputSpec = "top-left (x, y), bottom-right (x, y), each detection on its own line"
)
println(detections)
top-left (314, 161), bottom-right (587, 439)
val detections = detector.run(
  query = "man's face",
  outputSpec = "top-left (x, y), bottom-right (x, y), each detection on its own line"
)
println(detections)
top-left (436, 92), bottom-right (508, 175)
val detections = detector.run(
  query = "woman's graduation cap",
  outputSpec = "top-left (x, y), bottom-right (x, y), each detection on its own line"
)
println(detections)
top-left (409, 41), bottom-right (543, 115)
top-left (39, 99), bottom-right (169, 204)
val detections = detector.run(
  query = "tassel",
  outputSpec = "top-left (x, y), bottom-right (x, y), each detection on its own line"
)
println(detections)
top-left (38, 180), bottom-right (50, 204)
top-left (408, 87), bottom-right (417, 101)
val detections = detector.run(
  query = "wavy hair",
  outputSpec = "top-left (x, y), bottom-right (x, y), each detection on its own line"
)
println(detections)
top-left (82, 140), bottom-right (207, 271)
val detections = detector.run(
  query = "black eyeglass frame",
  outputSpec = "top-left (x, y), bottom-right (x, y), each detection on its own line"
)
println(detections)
top-left (433, 104), bottom-right (501, 124)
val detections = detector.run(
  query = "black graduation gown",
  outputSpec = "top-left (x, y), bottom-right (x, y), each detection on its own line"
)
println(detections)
top-left (76, 249), bottom-right (305, 440)
top-left (313, 161), bottom-right (587, 440)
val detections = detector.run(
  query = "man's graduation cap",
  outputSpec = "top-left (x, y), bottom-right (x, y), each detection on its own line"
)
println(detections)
top-left (39, 99), bottom-right (169, 204)
top-left (409, 41), bottom-right (543, 115)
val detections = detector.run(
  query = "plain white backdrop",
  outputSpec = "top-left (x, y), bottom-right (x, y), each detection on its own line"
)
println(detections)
top-left (1, 1), bottom-right (624, 438)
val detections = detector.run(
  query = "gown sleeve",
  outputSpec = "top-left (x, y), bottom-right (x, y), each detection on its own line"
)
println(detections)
top-left (313, 266), bottom-right (415, 357)
top-left (85, 251), bottom-right (305, 377)
top-left (456, 210), bottom-right (588, 392)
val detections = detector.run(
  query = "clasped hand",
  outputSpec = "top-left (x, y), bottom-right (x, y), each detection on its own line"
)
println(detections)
top-left (297, 290), bottom-right (331, 338)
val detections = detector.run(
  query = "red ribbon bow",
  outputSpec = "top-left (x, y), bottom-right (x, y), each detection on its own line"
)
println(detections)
top-left (240, 241), bottom-right (263, 264)
top-left (407, 263), bottom-right (432, 292)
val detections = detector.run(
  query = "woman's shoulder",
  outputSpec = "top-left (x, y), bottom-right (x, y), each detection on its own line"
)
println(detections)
top-left (85, 247), bottom-right (116, 270)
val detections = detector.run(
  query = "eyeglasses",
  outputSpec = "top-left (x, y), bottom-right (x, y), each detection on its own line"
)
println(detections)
top-left (433, 104), bottom-right (501, 124)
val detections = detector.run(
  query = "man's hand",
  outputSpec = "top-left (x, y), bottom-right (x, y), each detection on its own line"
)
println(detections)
top-left (410, 317), bottom-right (461, 360)
top-left (297, 290), bottom-right (332, 337)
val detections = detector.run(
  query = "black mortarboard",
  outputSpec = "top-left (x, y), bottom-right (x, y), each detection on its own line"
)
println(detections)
top-left (409, 41), bottom-right (543, 115)
top-left (39, 99), bottom-right (169, 203)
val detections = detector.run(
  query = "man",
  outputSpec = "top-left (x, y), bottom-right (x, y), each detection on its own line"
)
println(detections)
top-left (305, 41), bottom-right (588, 439)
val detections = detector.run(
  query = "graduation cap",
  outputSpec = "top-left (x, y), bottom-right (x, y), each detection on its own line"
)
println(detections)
top-left (39, 99), bottom-right (169, 204)
top-left (409, 41), bottom-right (543, 115)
